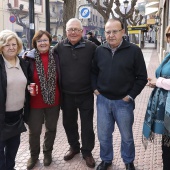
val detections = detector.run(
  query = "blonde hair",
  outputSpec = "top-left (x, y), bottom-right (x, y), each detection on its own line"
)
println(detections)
top-left (165, 25), bottom-right (170, 43)
top-left (0, 30), bottom-right (23, 54)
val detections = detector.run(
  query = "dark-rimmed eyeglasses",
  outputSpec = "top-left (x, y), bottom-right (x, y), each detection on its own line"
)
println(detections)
top-left (66, 28), bottom-right (83, 33)
top-left (105, 29), bottom-right (123, 35)
top-left (166, 33), bottom-right (170, 38)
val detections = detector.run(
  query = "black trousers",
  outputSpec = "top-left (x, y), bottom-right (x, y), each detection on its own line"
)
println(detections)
top-left (0, 109), bottom-right (22, 170)
top-left (162, 136), bottom-right (170, 170)
top-left (62, 92), bottom-right (95, 157)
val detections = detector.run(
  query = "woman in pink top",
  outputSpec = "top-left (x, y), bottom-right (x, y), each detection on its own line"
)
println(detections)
top-left (143, 25), bottom-right (170, 170)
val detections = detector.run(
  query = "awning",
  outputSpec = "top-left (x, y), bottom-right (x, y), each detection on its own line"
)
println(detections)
top-left (145, 2), bottom-right (159, 8)
top-left (145, 1), bottom-right (159, 16)
top-left (145, 7), bottom-right (158, 15)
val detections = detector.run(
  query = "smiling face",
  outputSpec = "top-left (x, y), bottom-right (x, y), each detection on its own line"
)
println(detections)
top-left (105, 20), bottom-right (125, 48)
top-left (66, 20), bottom-right (83, 45)
top-left (2, 38), bottom-right (18, 60)
top-left (36, 34), bottom-right (50, 53)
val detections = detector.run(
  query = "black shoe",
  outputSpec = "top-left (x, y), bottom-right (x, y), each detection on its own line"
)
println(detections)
top-left (96, 161), bottom-right (112, 170)
top-left (64, 148), bottom-right (80, 161)
top-left (27, 157), bottom-right (38, 170)
top-left (125, 162), bottom-right (135, 170)
top-left (43, 154), bottom-right (52, 166)
top-left (83, 155), bottom-right (95, 168)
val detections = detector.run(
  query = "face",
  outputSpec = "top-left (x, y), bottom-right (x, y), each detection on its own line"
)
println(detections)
top-left (105, 20), bottom-right (125, 48)
top-left (36, 34), bottom-right (50, 53)
top-left (66, 21), bottom-right (83, 45)
top-left (2, 38), bottom-right (18, 60)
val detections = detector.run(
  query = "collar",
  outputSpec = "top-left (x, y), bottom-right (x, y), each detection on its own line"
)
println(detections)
top-left (63, 38), bottom-right (86, 48)
top-left (2, 55), bottom-right (19, 69)
top-left (107, 39), bottom-right (123, 50)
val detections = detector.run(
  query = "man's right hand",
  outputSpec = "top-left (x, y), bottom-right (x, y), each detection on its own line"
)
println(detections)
top-left (94, 89), bottom-right (100, 95)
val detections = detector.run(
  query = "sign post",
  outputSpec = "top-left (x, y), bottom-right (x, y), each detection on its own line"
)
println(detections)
top-left (9, 15), bottom-right (16, 31)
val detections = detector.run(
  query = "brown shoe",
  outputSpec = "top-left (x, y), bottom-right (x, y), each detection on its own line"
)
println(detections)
top-left (27, 157), bottom-right (38, 170)
top-left (83, 155), bottom-right (95, 168)
top-left (43, 154), bottom-right (52, 166)
top-left (64, 148), bottom-right (80, 161)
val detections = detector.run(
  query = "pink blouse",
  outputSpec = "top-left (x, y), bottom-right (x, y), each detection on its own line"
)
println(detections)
top-left (156, 77), bottom-right (170, 90)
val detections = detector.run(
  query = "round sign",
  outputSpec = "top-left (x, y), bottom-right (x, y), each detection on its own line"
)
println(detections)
top-left (80, 7), bottom-right (90, 19)
top-left (9, 15), bottom-right (16, 23)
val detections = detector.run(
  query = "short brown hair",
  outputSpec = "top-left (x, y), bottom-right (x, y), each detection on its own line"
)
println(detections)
top-left (105, 18), bottom-right (124, 30)
top-left (32, 30), bottom-right (52, 49)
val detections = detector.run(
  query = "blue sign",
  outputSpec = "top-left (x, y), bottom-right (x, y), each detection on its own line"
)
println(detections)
top-left (9, 15), bottom-right (16, 23)
top-left (79, 7), bottom-right (91, 19)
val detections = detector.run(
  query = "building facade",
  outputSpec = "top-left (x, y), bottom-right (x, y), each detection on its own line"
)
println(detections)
top-left (0, 0), bottom-right (63, 39)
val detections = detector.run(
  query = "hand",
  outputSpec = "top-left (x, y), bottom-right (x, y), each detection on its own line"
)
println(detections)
top-left (147, 77), bottom-right (156, 88)
top-left (94, 89), bottom-right (100, 96)
top-left (27, 85), bottom-right (38, 96)
top-left (122, 95), bottom-right (131, 102)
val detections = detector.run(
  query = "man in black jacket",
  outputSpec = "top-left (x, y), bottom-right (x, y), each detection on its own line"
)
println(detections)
top-left (92, 18), bottom-right (147, 170)
top-left (87, 31), bottom-right (101, 46)
top-left (53, 18), bottom-right (96, 168)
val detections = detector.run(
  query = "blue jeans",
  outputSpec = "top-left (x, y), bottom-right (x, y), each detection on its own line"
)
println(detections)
top-left (0, 134), bottom-right (20, 170)
top-left (97, 94), bottom-right (135, 163)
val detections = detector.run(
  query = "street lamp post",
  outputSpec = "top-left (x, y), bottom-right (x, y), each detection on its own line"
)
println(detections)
top-left (123, 0), bottom-right (129, 36)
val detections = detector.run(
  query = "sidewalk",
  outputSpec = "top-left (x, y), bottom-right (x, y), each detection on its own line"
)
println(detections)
top-left (15, 47), bottom-right (162, 170)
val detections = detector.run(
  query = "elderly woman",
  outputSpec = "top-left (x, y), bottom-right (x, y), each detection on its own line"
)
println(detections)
top-left (0, 30), bottom-right (30, 170)
top-left (143, 25), bottom-right (170, 170)
top-left (24, 30), bottom-right (60, 169)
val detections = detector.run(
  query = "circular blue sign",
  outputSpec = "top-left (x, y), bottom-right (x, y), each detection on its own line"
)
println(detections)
top-left (9, 15), bottom-right (16, 23)
top-left (80, 8), bottom-right (90, 18)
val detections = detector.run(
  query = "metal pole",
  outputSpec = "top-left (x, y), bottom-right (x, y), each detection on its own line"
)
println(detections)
top-left (45, 0), bottom-right (50, 33)
top-left (29, 0), bottom-right (35, 50)
top-left (124, 7), bottom-right (127, 36)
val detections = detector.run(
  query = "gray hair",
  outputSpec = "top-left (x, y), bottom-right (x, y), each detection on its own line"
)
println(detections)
top-left (66, 18), bottom-right (83, 30)
top-left (0, 30), bottom-right (23, 54)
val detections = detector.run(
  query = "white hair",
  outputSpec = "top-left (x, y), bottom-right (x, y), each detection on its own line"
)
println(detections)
top-left (66, 18), bottom-right (83, 30)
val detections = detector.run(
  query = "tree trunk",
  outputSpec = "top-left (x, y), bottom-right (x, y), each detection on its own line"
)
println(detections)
top-left (62, 0), bottom-right (77, 38)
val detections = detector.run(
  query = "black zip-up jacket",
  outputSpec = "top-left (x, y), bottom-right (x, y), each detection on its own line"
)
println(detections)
top-left (91, 39), bottom-right (148, 100)
top-left (53, 38), bottom-right (97, 94)
top-left (0, 55), bottom-right (31, 128)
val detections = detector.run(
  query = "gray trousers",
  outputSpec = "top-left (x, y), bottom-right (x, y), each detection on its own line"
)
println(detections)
top-left (28, 106), bottom-right (60, 158)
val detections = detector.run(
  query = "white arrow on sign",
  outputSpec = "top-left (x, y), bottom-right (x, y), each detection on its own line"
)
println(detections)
top-left (79, 7), bottom-right (91, 19)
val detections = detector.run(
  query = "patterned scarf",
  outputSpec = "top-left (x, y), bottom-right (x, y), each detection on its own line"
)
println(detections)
top-left (143, 53), bottom-right (170, 147)
top-left (34, 49), bottom-right (56, 105)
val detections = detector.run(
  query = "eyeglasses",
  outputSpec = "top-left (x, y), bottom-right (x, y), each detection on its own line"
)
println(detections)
top-left (37, 39), bottom-right (49, 43)
top-left (166, 33), bottom-right (170, 38)
top-left (4, 44), bottom-right (17, 48)
top-left (105, 29), bottom-right (123, 35)
top-left (66, 28), bottom-right (82, 33)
